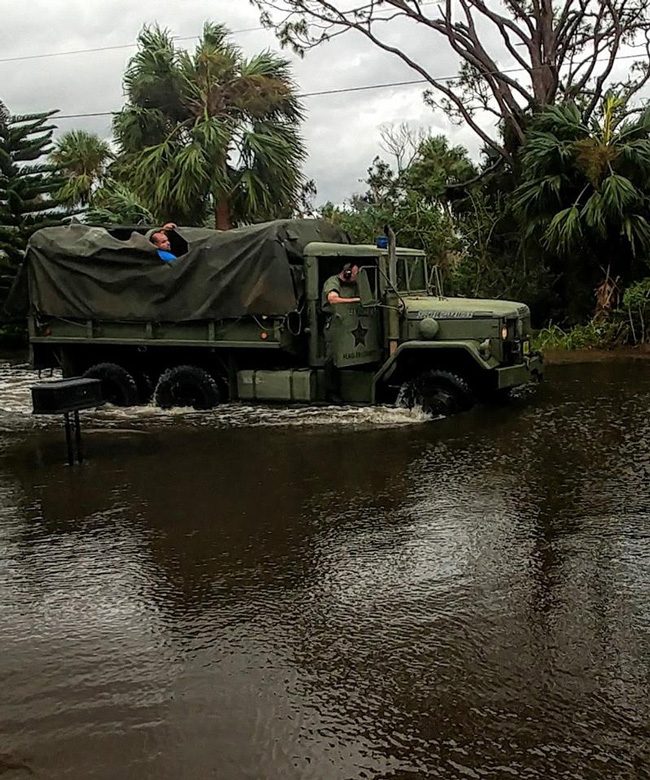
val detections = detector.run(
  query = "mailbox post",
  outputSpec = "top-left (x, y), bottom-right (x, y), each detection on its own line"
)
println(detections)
top-left (31, 378), bottom-right (105, 465)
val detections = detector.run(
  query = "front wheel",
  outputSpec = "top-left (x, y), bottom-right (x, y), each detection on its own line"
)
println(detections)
top-left (400, 369), bottom-right (474, 416)
top-left (154, 365), bottom-right (221, 410)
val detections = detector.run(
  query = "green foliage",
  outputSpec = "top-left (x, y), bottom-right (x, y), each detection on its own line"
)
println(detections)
top-left (533, 320), bottom-right (628, 351)
top-left (447, 154), bottom-right (557, 320)
top-left (511, 97), bottom-right (650, 322)
top-left (84, 181), bottom-right (154, 225)
top-left (402, 136), bottom-right (477, 202)
top-left (113, 22), bottom-right (307, 228)
top-left (0, 105), bottom-right (65, 306)
top-left (622, 277), bottom-right (650, 343)
top-left (50, 130), bottom-right (113, 207)
top-left (513, 99), bottom-right (650, 261)
top-left (319, 135), bottom-right (474, 265)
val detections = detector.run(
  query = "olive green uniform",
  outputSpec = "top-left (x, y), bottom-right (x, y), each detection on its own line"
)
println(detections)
top-left (321, 275), bottom-right (359, 312)
top-left (321, 275), bottom-right (359, 399)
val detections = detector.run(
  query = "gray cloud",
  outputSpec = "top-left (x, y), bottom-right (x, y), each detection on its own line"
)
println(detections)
top-left (1, 0), bottom-right (491, 204)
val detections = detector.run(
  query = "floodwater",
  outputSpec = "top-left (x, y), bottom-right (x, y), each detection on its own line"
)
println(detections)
top-left (0, 354), bottom-right (648, 779)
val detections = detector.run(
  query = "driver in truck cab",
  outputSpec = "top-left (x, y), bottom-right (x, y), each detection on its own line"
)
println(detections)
top-left (321, 262), bottom-right (362, 402)
top-left (321, 262), bottom-right (361, 310)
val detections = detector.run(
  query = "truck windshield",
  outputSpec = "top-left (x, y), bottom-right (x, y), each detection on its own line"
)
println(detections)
top-left (396, 255), bottom-right (427, 292)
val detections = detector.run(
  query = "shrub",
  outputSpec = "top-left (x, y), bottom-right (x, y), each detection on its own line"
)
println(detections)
top-left (534, 320), bottom-right (628, 351)
top-left (622, 277), bottom-right (650, 344)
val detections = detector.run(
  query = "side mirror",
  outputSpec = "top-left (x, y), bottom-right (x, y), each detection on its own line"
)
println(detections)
top-left (357, 266), bottom-right (378, 307)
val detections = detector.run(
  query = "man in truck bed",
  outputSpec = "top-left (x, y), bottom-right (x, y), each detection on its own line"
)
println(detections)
top-left (150, 222), bottom-right (180, 262)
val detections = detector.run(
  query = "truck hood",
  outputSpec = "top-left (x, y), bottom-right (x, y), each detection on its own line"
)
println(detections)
top-left (403, 295), bottom-right (529, 320)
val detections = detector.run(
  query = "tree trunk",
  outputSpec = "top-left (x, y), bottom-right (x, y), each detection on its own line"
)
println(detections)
top-left (215, 199), bottom-right (232, 230)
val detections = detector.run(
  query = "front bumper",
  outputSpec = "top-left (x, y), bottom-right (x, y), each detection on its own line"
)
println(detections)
top-left (495, 353), bottom-right (544, 390)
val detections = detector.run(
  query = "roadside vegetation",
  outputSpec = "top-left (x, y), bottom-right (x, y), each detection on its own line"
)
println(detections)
top-left (3, 3), bottom-right (650, 350)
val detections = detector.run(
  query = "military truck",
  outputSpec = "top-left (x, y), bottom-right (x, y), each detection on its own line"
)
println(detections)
top-left (8, 219), bottom-right (542, 415)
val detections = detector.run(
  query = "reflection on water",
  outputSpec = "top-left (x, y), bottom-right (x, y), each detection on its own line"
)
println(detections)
top-left (0, 356), bottom-right (649, 779)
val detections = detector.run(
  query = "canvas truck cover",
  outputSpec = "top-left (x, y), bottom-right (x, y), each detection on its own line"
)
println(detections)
top-left (6, 219), bottom-right (349, 322)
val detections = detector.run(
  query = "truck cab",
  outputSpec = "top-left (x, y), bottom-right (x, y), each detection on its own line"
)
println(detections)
top-left (299, 241), bottom-right (542, 413)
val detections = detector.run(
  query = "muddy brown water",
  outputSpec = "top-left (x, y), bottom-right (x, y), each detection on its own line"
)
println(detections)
top-left (0, 355), bottom-right (648, 779)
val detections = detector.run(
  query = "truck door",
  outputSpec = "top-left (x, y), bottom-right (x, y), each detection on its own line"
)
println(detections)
top-left (330, 304), bottom-right (382, 367)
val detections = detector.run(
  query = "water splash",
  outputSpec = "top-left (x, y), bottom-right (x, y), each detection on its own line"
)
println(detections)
top-left (0, 361), bottom-right (432, 431)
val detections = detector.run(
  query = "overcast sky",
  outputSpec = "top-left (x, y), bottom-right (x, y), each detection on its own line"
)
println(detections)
top-left (1, 1), bottom-right (644, 205)
top-left (0, 0), bottom-right (488, 204)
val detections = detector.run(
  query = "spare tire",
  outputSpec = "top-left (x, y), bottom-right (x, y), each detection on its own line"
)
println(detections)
top-left (83, 362), bottom-right (139, 407)
top-left (154, 365), bottom-right (221, 410)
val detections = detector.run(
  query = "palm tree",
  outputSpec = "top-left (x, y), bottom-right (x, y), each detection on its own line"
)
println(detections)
top-left (511, 97), bottom-right (650, 321)
top-left (113, 23), bottom-right (306, 229)
top-left (50, 130), bottom-right (113, 207)
top-left (513, 98), bottom-right (650, 260)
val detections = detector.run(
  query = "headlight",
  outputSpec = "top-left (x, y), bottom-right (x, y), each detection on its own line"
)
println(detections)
top-left (501, 325), bottom-right (509, 340)
top-left (419, 317), bottom-right (440, 340)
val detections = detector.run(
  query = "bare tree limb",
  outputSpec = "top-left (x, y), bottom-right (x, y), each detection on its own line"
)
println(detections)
top-left (252, 0), bottom-right (650, 158)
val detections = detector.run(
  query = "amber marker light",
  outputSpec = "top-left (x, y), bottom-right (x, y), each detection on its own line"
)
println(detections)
top-left (260, 332), bottom-right (269, 340)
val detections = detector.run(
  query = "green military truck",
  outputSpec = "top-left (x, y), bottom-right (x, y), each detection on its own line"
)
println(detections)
top-left (8, 219), bottom-right (542, 415)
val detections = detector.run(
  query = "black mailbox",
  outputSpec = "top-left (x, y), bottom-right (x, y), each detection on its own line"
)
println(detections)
top-left (32, 377), bottom-right (104, 415)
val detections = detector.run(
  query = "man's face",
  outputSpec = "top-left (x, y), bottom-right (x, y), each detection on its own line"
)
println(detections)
top-left (152, 232), bottom-right (171, 252)
top-left (340, 264), bottom-right (360, 283)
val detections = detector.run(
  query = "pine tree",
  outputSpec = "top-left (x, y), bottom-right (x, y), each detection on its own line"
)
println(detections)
top-left (0, 106), bottom-right (64, 304)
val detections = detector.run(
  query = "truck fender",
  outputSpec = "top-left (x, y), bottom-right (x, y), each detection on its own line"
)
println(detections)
top-left (372, 341), bottom-right (492, 394)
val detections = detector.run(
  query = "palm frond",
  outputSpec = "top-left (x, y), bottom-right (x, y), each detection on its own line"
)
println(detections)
top-left (113, 106), bottom-right (171, 153)
top-left (621, 213), bottom-right (650, 257)
top-left (201, 22), bottom-right (234, 50)
top-left (123, 25), bottom-right (186, 119)
top-left (512, 175), bottom-right (564, 216)
top-left (619, 139), bottom-right (650, 176)
top-left (235, 121), bottom-right (305, 219)
top-left (543, 206), bottom-right (582, 253)
top-left (56, 174), bottom-right (94, 207)
top-left (600, 173), bottom-right (639, 217)
top-left (86, 180), bottom-right (154, 224)
top-left (172, 144), bottom-right (211, 210)
top-left (532, 102), bottom-right (588, 139)
top-left (580, 191), bottom-right (607, 236)
top-left (616, 107), bottom-right (650, 143)
top-left (520, 131), bottom-right (571, 175)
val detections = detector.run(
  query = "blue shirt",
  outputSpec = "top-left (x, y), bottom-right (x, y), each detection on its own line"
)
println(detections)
top-left (157, 249), bottom-right (176, 262)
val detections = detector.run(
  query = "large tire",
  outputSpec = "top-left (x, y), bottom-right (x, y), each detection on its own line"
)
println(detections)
top-left (83, 362), bottom-right (139, 407)
top-left (400, 369), bottom-right (474, 416)
top-left (154, 365), bottom-right (221, 410)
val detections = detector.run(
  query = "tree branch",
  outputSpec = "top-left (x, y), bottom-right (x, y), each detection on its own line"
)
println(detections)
top-left (252, 0), bottom-right (650, 156)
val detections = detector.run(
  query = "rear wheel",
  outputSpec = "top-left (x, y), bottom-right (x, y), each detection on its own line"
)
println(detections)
top-left (400, 369), bottom-right (474, 416)
top-left (154, 365), bottom-right (221, 410)
top-left (83, 362), bottom-right (139, 407)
